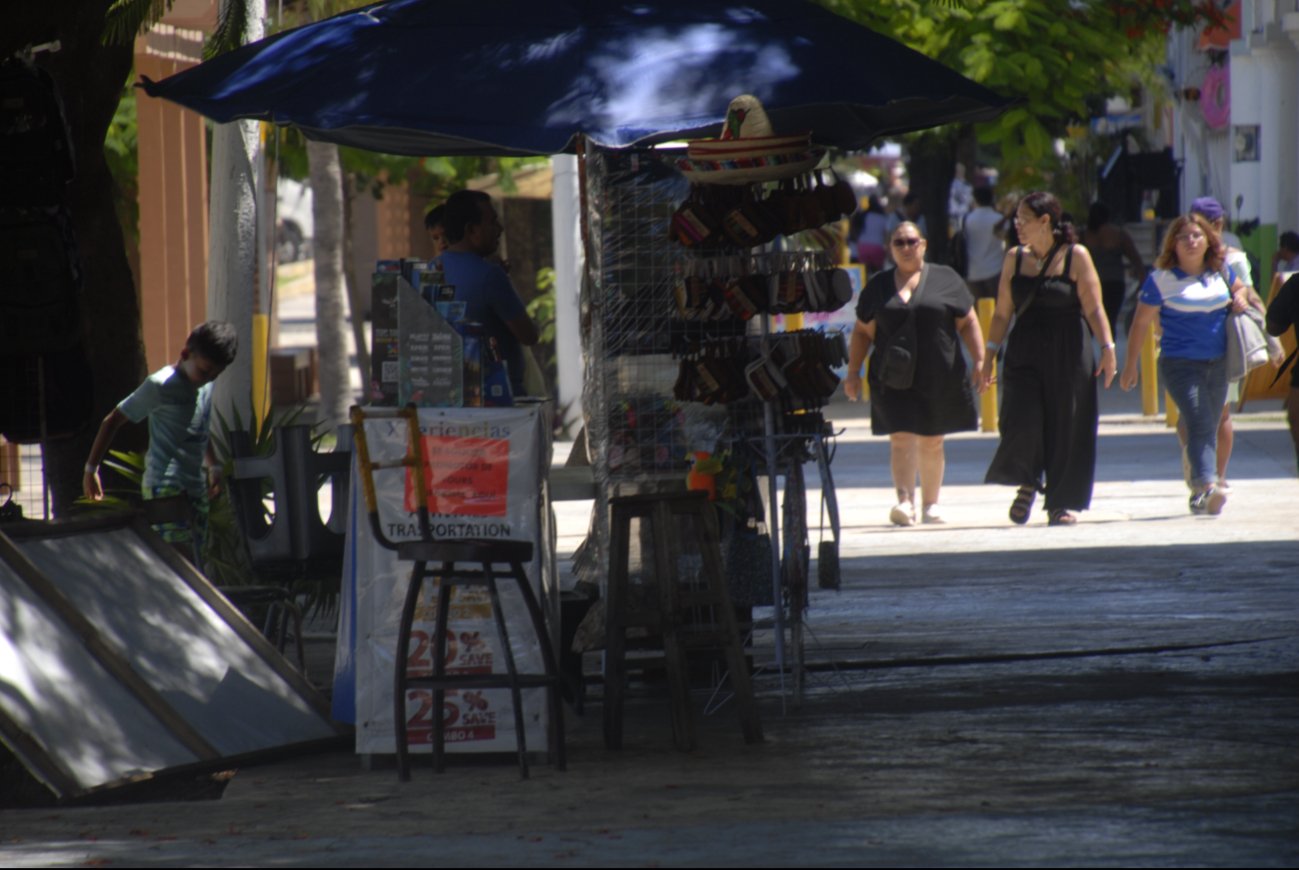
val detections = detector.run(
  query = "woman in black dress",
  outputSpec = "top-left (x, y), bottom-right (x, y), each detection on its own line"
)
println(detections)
top-left (846, 222), bottom-right (985, 526)
top-left (978, 192), bottom-right (1117, 525)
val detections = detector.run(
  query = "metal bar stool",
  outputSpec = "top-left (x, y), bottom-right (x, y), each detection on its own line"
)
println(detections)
top-left (605, 490), bottom-right (763, 752)
top-left (351, 405), bottom-right (566, 782)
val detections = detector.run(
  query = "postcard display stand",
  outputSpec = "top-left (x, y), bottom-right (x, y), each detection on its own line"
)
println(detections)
top-left (580, 146), bottom-right (851, 706)
top-left (336, 267), bottom-right (557, 757)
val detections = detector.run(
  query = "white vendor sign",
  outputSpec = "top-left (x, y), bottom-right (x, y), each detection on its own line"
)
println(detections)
top-left (333, 405), bottom-right (555, 756)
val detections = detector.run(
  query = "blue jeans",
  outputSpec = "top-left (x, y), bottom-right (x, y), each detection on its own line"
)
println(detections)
top-left (1159, 355), bottom-right (1227, 488)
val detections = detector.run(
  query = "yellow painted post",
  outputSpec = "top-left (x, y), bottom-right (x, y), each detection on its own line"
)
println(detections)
top-left (1140, 328), bottom-right (1159, 416)
top-left (784, 313), bottom-right (804, 331)
top-left (836, 219), bottom-right (851, 267)
top-left (1165, 391), bottom-right (1179, 428)
top-left (252, 313), bottom-right (270, 427)
top-left (977, 298), bottom-right (997, 432)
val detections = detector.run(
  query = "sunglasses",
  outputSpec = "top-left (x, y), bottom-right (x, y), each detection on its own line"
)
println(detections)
top-left (1176, 231), bottom-right (1206, 244)
top-left (892, 238), bottom-right (923, 249)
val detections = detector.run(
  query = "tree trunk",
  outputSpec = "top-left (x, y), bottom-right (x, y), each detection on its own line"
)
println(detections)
top-left (3, 3), bottom-right (148, 517)
top-left (308, 139), bottom-right (351, 432)
top-left (342, 173), bottom-right (371, 387)
top-left (906, 131), bottom-right (959, 267)
top-left (206, 0), bottom-right (264, 433)
top-left (207, 120), bottom-right (259, 431)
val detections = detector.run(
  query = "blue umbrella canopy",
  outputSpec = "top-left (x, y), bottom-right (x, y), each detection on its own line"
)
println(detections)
top-left (141, 0), bottom-right (1013, 156)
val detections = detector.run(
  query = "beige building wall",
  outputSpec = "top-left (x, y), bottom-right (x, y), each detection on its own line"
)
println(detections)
top-left (134, 20), bottom-right (212, 373)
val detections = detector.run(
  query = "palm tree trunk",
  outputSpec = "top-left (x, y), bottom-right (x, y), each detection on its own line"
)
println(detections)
top-left (207, 0), bottom-right (264, 430)
top-left (342, 175), bottom-right (371, 384)
top-left (308, 139), bottom-right (352, 432)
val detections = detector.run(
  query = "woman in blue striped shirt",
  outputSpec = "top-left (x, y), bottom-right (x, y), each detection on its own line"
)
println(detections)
top-left (1120, 213), bottom-right (1249, 515)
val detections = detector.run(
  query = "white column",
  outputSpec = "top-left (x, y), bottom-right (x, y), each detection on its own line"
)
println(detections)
top-left (206, 0), bottom-right (265, 426)
top-left (551, 154), bottom-right (584, 431)
top-left (1229, 47), bottom-right (1263, 225)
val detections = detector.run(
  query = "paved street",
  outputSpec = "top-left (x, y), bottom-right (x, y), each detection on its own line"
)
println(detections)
top-left (3, 371), bottom-right (1296, 866)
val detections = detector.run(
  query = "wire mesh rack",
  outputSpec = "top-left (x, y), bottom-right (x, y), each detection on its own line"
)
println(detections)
top-left (580, 144), bottom-right (855, 708)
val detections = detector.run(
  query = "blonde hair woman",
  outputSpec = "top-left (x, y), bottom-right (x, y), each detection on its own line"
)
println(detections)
top-left (1121, 213), bottom-right (1250, 515)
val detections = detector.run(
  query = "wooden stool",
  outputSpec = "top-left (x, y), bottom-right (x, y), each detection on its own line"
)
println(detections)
top-left (393, 538), bottom-right (565, 782)
top-left (349, 406), bottom-right (566, 783)
top-left (604, 490), bottom-right (763, 751)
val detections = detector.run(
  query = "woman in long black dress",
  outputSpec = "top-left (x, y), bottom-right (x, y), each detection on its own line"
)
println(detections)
top-left (978, 192), bottom-right (1117, 525)
top-left (845, 222), bottom-right (985, 525)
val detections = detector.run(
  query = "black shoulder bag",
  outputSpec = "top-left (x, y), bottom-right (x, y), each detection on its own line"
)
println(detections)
top-left (875, 264), bottom-right (930, 391)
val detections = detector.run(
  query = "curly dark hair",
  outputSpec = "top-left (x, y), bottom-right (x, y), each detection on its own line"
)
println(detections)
top-left (1018, 191), bottom-right (1076, 245)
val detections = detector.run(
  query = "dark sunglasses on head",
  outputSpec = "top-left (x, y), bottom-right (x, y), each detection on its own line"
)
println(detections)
top-left (892, 238), bottom-right (922, 249)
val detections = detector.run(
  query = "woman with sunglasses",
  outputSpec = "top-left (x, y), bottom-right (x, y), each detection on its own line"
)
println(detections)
top-left (846, 222), bottom-right (985, 525)
top-left (1120, 213), bottom-right (1250, 515)
top-left (980, 192), bottom-right (1117, 526)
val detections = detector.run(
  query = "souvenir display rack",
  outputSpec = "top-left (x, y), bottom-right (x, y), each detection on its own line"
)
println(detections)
top-left (580, 144), bottom-right (852, 705)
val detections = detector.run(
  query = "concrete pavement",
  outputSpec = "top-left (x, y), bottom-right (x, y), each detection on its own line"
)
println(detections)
top-left (2, 326), bottom-right (1296, 865)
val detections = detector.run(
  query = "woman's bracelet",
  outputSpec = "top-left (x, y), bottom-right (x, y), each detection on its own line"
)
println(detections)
top-left (84, 463), bottom-right (96, 475)
top-left (1101, 342), bottom-right (1116, 351)
top-left (985, 340), bottom-right (1001, 352)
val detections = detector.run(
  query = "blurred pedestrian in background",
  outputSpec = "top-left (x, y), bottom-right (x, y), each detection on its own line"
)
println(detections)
top-left (887, 192), bottom-right (927, 244)
top-left (980, 192), bottom-right (1116, 526)
top-left (1273, 231), bottom-right (1299, 274)
top-left (1185, 197), bottom-right (1269, 490)
top-left (852, 195), bottom-right (890, 277)
top-left (1264, 271), bottom-right (1299, 474)
top-left (846, 222), bottom-right (984, 526)
top-left (1081, 202), bottom-right (1144, 335)
top-left (948, 163), bottom-right (973, 227)
top-left (963, 187), bottom-right (1006, 301)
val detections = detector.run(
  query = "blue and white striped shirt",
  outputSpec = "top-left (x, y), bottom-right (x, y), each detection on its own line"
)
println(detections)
top-left (1138, 266), bottom-right (1237, 360)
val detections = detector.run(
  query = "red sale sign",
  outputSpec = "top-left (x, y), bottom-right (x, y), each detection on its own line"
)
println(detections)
top-left (404, 435), bottom-right (510, 516)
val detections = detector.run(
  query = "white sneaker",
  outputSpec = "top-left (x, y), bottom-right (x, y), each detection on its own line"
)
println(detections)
top-left (921, 504), bottom-right (946, 524)
top-left (1206, 485), bottom-right (1227, 516)
top-left (889, 503), bottom-right (915, 526)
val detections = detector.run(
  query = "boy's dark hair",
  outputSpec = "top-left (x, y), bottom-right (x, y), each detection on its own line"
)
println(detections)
top-left (423, 203), bottom-right (446, 231)
top-left (442, 190), bottom-right (492, 242)
top-left (187, 321), bottom-right (238, 367)
top-left (1280, 231), bottom-right (1299, 253)
top-left (973, 186), bottom-right (994, 207)
top-left (902, 191), bottom-right (921, 206)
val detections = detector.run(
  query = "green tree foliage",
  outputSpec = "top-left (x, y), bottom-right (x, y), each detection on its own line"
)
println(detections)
top-left (817, 0), bottom-right (1225, 161)
top-left (103, 85), bottom-right (139, 248)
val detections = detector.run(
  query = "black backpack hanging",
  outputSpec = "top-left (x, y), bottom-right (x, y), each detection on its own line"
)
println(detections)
top-left (0, 56), bottom-right (92, 443)
top-left (0, 58), bottom-right (76, 209)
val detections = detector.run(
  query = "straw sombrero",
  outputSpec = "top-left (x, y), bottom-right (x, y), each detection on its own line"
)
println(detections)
top-left (676, 95), bottom-right (822, 185)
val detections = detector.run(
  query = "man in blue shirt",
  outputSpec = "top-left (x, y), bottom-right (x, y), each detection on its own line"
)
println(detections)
top-left (436, 190), bottom-right (539, 396)
top-left (83, 321), bottom-right (238, 565)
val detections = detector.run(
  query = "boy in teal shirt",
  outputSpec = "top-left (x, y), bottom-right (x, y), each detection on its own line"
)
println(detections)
top-left (83, 321), bottom-right (238, 564)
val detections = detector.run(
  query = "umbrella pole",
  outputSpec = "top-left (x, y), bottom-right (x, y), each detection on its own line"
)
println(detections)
top-left (760, 314), bottom-right (787, 712)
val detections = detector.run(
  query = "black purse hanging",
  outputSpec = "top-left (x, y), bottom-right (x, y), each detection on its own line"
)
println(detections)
top-left (875, 263), bottom-right (930, 391)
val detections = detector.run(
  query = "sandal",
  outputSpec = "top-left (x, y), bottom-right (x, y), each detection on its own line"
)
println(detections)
top-left (1047, 509), bottom-right (1077, 526)
top-left (1009, 487), bottom-right (1035, 525)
